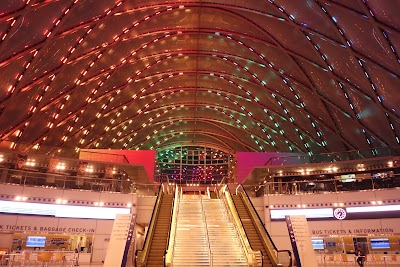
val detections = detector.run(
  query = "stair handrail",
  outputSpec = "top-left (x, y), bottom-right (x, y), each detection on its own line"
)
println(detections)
top-left (165, 185), bottom-right (180, 267)
top-left (136, 184), bottom-right (164, 267)
top-left (220, 185), bottom-right (258, 266)
top-left (200, 194), bottom-right (213, 267)
top-left (236, 184), bottom-right (293, 267)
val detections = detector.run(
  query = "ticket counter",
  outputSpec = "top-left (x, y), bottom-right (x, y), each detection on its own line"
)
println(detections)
top-left (0, 233), bottom-right (94, 265)
top-left (311, 235), bottom-right (400, 255)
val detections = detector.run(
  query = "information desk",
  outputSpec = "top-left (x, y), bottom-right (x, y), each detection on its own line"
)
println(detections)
top-left (318, 253), bottom-right (399, 266)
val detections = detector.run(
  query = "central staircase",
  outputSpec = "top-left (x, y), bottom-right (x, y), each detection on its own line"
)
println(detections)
top-left (203, 198), bottom-right (248, 266)
top-left (172, 198), bottom-right (210, 266)
top-left (172, 195), bottom-right (248, 266)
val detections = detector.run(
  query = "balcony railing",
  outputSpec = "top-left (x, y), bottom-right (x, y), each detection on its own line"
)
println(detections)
top-left (245, 173), bottom-right (400, 196)
top-left (264, 147), bottom-right (400, 166)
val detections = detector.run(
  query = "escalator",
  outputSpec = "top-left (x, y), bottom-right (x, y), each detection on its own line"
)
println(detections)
top-left (136, 186), bottom-right (174, 267)
top-left (231, 186), bottom-right (292, 267)
top-left (146, 194), bottom-right (173, 266)
top-left (232, 194), bottom-right (272, 267)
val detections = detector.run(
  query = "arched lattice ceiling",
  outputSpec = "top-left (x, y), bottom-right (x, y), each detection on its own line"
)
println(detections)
top-left (0, 0), bottom-right (399, 156)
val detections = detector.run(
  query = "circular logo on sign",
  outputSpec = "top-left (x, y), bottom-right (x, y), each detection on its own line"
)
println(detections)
top-left (333, 208), bottom-right (347, 220)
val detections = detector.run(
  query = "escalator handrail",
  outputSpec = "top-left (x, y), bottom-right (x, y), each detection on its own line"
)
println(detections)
top-left (136, 184), bottom-right (163, 267)
top-left (200, 193), bottom-right (213, 266)
top-left (237, 184), bottom-right (277, 250)
top-left (220, 185), bottom-right (257, 266)
top-left (165, 185), bottom-right (179, 266)
top-left (236, 184), bottom-right (292, 267)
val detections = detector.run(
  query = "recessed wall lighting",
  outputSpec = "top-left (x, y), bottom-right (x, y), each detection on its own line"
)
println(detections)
top-left (56, 199), bottom-right (68, 204)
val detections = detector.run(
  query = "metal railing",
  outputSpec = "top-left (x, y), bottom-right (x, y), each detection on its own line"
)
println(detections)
top-left (264, 147), bottom-right (400, 166)
top-left (136, 185), bottom-right (163, 267)
top-left (0, 167), bottom-right (159, 195)
top-left (252, 173), bottom-right (400, 196)
top-left (200, 194), bottom-right (213, 267)
top-left (0, 148), bottom-right (154, 195)
top-left (236, 185), bottom-right (292, 267)
top-left (165, 186), bottom-right (180, 267)
top-left (220, 185), bottom-right (259, 266)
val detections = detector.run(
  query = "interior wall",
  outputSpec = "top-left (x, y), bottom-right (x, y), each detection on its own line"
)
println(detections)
top-left (0, 233), bottom-right (13, 251)
top-left (136, 196), bottom-right (156, 224)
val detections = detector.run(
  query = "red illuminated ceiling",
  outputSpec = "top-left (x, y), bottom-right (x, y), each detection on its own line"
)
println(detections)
top-left (0, 0), bottom-right (399, 155)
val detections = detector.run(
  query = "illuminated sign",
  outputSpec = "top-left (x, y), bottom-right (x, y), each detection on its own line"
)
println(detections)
top-left (270, 208), bottom-right (333, 219)
top-left (333, 208), bottom-right (347, 220)
top-left (26, 236), bottom-right (46, 247)
top-left (346, 205), bottom-right (400, 213)
top-left (0, 200), bottom-right (130, 219)
top-left (270, 204), bottom-right (400, 220)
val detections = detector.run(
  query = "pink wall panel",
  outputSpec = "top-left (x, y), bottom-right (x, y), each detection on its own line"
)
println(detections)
top-left (80, 149), bottom-right (156, 181)
top-left (236, 152), bottom-right (305, 183)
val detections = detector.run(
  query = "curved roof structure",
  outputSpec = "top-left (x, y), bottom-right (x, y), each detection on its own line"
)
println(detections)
top-left (0, 0), bottom-right (399, 156)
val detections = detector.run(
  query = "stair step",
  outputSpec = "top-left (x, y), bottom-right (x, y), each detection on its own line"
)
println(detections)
top-left (172, 198), bottom-right (247, 266)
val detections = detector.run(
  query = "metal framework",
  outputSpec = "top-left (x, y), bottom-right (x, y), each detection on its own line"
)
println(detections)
top-left (0, 0), bottom-right (398, 158)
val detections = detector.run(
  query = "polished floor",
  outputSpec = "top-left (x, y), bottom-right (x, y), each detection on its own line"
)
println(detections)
top-left (0, 263), bottom-right (395, 266)
top-left (21, 264), bottom-right (393, 267)
top-left (0, 264), bottom-right (104, 267)
top-left (70, 263), bottom-right (400, 266)
top-left (74, 265), bottom-right (103, 267)
top-left (67, 262), bottom-right (400, 266)
top-left (321, 265), bottom-right (396, 267)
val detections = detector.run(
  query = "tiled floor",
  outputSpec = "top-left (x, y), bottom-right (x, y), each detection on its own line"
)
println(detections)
top-left (68, 261), bottom-right (400, 267)
top-left (318, 262), bottom-right (400, 267)
top-left (75, 265), bottom-right (103, 267)
top-left (0, 265), bottom-right (105, 267)
top-left (74, 263), bottom-right (399, 267)
top-left (319, 263), bottom-right (397, 266)
top-left (320, 264), bottom-right (397, 266)
top-left (2, 260), bottom-right (395, 266)
top-left (77, 264), bottom-right (397, 266)
top-left (2, 264), bottom-right (394, 266)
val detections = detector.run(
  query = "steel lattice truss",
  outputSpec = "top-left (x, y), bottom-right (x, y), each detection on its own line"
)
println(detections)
top-left (0, 0), bottom-right (399, 156)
